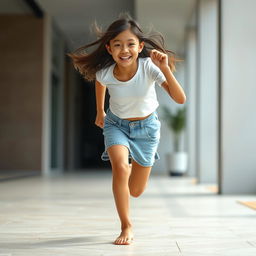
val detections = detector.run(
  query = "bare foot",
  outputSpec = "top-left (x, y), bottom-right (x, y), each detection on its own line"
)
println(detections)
top-left (114, 226), bottom-right (134, 245)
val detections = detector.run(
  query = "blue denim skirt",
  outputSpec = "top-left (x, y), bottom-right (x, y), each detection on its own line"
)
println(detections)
top-left (101, 108), bottom-right (161, 167)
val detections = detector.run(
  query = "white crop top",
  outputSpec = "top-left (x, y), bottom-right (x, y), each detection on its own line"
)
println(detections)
top-left (95, 57), bottom-right (166, 118)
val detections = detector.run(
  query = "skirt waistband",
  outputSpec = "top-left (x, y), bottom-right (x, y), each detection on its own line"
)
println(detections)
top-left (105, 108), bottom-right (158, 128)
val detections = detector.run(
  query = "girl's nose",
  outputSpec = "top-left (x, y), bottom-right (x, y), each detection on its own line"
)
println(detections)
top-left (121, 45), bottom-right (129, 52)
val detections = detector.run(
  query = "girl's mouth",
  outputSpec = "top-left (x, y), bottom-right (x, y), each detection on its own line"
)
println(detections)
top-left (119, 56), bottom-right (132, 61)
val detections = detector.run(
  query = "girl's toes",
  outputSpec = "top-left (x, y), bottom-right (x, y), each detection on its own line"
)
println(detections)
top-left (126, 238), bottom-right (132, 244)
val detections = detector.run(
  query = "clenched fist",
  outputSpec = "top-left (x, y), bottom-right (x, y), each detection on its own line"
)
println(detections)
top-left (150, 49), bottom-right (168, 70)
top-left (95, 111), bottom-right (106, 129)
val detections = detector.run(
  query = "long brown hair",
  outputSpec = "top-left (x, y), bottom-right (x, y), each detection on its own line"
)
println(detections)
top-left (68, 13), bottom-right (178, 81)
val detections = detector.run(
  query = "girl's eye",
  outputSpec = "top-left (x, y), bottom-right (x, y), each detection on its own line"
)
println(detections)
top-left (113, 43), bottom-right (135, 47)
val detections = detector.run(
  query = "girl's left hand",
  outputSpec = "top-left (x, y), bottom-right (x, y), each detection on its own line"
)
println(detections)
top-left (150, 49), bottom-right (168, 70)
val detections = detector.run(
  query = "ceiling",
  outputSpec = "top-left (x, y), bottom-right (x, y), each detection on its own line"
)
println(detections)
top-left (136, 0), bottom-right (197, 56)
top-left (0, 0), bottom-right (197, 56)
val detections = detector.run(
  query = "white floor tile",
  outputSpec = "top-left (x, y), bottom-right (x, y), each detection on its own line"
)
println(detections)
top-left (0, 172), bottom-right (256, 256)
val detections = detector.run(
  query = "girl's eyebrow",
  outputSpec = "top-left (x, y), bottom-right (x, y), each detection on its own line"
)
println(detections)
top-left (113, 39), bottom-right (136, 42)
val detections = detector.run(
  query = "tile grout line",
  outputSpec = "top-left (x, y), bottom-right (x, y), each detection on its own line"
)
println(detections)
top-left (247, 241), bottom-right (256, 248)
top-left (175, 241), bottom-right (182, 253)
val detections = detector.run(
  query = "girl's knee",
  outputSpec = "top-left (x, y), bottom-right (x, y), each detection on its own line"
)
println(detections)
top-left (112, 162), bottom-right (130, 179)
top-left (130, 190), bottom-right (141, 198)
top-left (130, 187), bottom-right (144, 198)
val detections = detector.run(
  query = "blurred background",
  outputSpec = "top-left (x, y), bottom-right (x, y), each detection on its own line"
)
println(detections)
top-left (0, 0), bottom-right (255, 194)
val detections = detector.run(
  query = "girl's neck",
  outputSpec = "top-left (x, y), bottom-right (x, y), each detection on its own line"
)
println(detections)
top-left (113, 59), bottom-right (139, 81)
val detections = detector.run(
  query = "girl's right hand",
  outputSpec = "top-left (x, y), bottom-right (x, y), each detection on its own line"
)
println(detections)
top-left (95, 111), bottom-right (106, 129)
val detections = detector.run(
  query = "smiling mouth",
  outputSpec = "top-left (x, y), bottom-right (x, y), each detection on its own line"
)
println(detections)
top-left (119, 56), bottom-right (132, 60)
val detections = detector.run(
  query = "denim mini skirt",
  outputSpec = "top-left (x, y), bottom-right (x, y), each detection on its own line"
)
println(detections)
top-left (101, 108), bottom-right (161, 167)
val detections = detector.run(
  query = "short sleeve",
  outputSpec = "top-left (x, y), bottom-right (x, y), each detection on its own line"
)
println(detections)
top-left (147, 58), bottom-right (166, 87)
top-left (95, 69), bottom-right (106, 86)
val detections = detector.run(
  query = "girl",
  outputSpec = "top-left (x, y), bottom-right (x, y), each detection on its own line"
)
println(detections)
top-left (69, 13), bottom-right (186, 245)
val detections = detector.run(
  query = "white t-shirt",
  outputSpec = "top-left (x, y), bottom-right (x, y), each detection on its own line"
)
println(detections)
top-left (95, 57), bottom-right (166, 118)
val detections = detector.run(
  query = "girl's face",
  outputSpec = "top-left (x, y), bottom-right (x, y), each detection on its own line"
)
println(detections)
top-left (106, 29), bottom-right (144, 67)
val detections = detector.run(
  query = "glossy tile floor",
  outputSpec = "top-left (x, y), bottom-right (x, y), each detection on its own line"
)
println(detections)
top-left (0, 171), bottom-right (256, 256)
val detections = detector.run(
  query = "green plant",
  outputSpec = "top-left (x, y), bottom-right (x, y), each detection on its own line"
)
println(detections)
top-left (161, 106), bottom-right (186, 152)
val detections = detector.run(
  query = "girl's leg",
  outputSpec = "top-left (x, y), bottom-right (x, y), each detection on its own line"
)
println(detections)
top-left (128, 159), bottom-right (152, 198)
top-left (107, 145), bottom-right (134, 245)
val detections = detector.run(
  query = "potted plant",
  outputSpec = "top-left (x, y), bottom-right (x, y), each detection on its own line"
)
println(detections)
top-left (161, 106), bottom-right (187, 176)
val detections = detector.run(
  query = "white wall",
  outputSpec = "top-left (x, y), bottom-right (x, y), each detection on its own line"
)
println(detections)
top-left (185, 28), bottom-right (197, 178)
top-left (220, 0), bottom-right (256, 193)
top-left (197, 0), bottom-right (218, 183)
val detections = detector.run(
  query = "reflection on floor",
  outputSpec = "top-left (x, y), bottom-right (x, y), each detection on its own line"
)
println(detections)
top-left (0, 170), bottom-right (40, 181)
top-left (237, 201), bottom-right (256, 211)
top-left (0, 171), bottom-right (256, 256)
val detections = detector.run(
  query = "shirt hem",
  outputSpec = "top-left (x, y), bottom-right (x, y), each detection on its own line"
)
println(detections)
top-left (110, 106), bottom-right (159, 119)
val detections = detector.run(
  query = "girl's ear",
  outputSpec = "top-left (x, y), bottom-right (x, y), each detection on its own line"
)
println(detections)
top-left (139, 41), bottom-right (145, 53)
top-left (105, 44), bottom-right (112, 55)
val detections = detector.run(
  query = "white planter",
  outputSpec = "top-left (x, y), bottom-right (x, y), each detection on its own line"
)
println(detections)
top-left (167, 152), bottom-right (188, 176)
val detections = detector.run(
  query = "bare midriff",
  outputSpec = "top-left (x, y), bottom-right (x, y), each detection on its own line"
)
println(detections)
top-left (124, 113), bottom-right (152, 121)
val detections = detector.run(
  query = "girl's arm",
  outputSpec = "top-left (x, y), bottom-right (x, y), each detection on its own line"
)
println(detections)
top-left (160, 68), bottom-right (186, 104)
top-left (95, 80), bottom-right (106, 128)
top-left (150, 50), bottom-right (186, 104)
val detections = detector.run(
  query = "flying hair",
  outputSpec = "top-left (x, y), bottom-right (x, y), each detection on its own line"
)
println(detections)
top-left (68, 13), bottom-right (179, 82)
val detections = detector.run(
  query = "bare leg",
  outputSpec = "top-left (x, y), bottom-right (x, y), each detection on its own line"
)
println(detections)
top-left (128, 159), bottom-right (152, 198)
top-left (107, 145), bottom-right (134, 245)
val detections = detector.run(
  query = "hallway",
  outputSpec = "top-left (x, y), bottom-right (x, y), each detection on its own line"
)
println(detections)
top-left (0, 172), bottom-right (256, 255)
